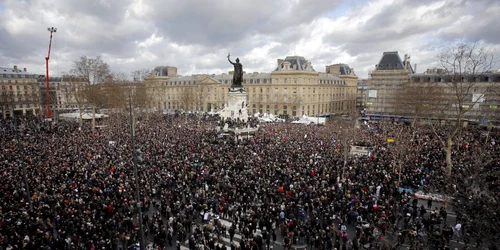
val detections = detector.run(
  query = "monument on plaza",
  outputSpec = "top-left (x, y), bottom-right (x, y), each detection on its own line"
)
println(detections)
top-left (219, 53), bottom-right (249, 122)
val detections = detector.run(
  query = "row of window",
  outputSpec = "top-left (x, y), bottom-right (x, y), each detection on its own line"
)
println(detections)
top-left (162, 78), bottom-right (347, 86)
top-left (319, 79), bottom-right (345, 85)
top-left (1, 74), bottom-right (37, 79)
top-left (250, 101), bottom-right (354, 116)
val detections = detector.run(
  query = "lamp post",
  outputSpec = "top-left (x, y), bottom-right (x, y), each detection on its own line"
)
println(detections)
top-left (45, 27), bottom-right (57, 119)
top-left (16, 132), bottom-right (32, 210)
top-left (128, 91), bottom-right (146, 250)
top-left (19, 159), bottom-right (32, 210)
top-left (10, 89), bottom-right (14, 119)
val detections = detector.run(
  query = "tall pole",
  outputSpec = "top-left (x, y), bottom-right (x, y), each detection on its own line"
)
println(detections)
top-left (10, 90), bottom-right (15, 119)
top-left (45, 27), bottom-right (57, 119)
top-left (19, 160), bottom-right (32, 210)
top-left (129, 91), bottom-right (146, 250)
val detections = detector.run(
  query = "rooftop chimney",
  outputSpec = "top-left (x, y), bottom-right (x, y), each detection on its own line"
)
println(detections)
top-left (14, 65), bottom-right (18, 72)
top-left (23, 67), bottom-right (27, 72)
top-left (404, 55), bottom-right (408, 70)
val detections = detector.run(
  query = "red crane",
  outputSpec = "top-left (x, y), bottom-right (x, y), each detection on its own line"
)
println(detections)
top-left (45, 27), bottom-right (57, 118)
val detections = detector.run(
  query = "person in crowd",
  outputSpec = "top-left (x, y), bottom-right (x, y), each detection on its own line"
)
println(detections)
top-left (0, 113), bottom-right (497, 250)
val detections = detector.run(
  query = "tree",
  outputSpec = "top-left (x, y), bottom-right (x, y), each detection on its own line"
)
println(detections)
top-left (0, 87), bottom-right (10, 119)
top-left (102, 72), bottom-right (129, 114)
top-left (267, 90), bottom-right (303, 116)
top-left (71, 56), bottom-right (111, 129)
top-left (132, 69), bottom-right (152, 83)
top-left (395, 79), bottom-right (448, 125)
top-left (26, 83), bottom-right (42, 118)
top-left (132, 83), bottom-right (149, 115)
top-left (436, 42), bottom-right (496, 176)
top-left (66, 75), bottom-right (89, 127)
top-left (179, 87), bottom-right (197, 111)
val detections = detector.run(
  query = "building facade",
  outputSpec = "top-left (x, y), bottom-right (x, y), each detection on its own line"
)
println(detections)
top-left (37, 75), bottom-right (83, 115)
top-left (145, 56), bottom-right (358, 117)
top-left (365, 51), bottom-right (500, 123)
top-left (0, 66), bottom-right (41, 118)
top-left (366, 52), bottom-right (414, 118)
top-left (407, 70), bottom-right (500, 123)
top-left (356, 78), bottom-right (370, 109)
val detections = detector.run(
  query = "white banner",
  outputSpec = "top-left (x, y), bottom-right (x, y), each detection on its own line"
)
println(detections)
top-left (472, 93), bottom-right (484, 103)
top-left (368, 90), bottom-right (377, 98)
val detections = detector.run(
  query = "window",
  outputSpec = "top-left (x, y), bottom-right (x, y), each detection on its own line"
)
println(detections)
top-left (257, 79), bottom-right (260, 84)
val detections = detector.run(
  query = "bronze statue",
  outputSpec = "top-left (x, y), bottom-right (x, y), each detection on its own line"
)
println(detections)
top-left (227, 53), bottom-right (243, 88)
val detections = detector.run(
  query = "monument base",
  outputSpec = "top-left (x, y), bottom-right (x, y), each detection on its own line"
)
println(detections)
top-left (219, 87), bottom-right (249, 122)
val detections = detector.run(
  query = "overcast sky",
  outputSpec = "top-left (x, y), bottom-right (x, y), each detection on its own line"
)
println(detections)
top-left (1, 0), bottom-right (499, 79)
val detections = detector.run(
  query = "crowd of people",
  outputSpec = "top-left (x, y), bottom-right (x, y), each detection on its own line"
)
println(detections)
top-left (0, 113), bottom-right (498, 250)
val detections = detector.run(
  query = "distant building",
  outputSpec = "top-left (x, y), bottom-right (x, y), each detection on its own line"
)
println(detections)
top-left (37, 75), bottom-right (85, 116)
top-left (356, 78), bottom-right (370, 109)
top-left (365, 51), bottom-right (500, 123)
top-left (0, 66), bottom-right (40, 118)
top-left (146, 56), bottom-right (358, 117)
top-left (366, 51), bottom-right (413, 118)
top-left (409, 70), bottom-right (500, 123)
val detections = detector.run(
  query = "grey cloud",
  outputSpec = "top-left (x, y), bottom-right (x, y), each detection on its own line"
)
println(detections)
top-left (150, 0), bottom-right (340, 46)
top-left (1, 0), bottom-right (499, 79)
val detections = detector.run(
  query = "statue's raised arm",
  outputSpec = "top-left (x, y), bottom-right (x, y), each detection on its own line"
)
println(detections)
top-left (227, 53), bottom-right (235, 65)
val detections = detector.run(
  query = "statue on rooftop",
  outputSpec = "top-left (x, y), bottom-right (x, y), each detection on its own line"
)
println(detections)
top-left (227, 53), bottom-right (243, 89)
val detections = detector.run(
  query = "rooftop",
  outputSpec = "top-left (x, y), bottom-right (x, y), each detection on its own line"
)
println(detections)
top-left (274, 56), bottom-right (315, 72)
top-left (1, 66), bottom-right (37, 79)
top-left (375, 51), bottom-right (413, 72)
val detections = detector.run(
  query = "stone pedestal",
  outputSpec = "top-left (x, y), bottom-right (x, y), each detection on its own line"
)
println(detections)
top-left (219, 87), bottom-right (249, 122)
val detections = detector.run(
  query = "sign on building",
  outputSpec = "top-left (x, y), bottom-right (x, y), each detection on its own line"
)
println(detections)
top-left (368, 90), bottom-right (377, 98)
top-left (472, 93), bottom-right (484, 103)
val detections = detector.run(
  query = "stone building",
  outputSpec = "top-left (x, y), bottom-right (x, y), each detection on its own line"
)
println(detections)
top-left (145, 56), bottom-right (358, 117)
top-left (365, 51), bottom-right (500, 123)
top-left (408, 69), bottom-right (500, 123)
top-left (0, 66), bottom-right (40, 118)
top-left (356, 78), bottom-right (370, 109)
top-left (37, 75), bottom-right (85, 116)
top-left (365, 51), bottom-right (414, 119)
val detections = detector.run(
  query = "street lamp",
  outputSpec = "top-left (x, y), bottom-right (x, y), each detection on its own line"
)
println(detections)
top-left (128, 91), bottom-right (146, 250)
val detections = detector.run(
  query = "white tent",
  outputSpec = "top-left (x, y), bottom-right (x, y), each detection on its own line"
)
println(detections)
top-left (59, 112), bottom-right (109, 121)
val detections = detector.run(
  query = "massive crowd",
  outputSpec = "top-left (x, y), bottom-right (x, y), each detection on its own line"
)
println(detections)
top-left (0, 113), bottom-right (498, 250)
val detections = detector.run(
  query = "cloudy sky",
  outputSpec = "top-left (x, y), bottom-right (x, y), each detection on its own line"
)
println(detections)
top-left (1, 0), bottom-right (499, 78)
